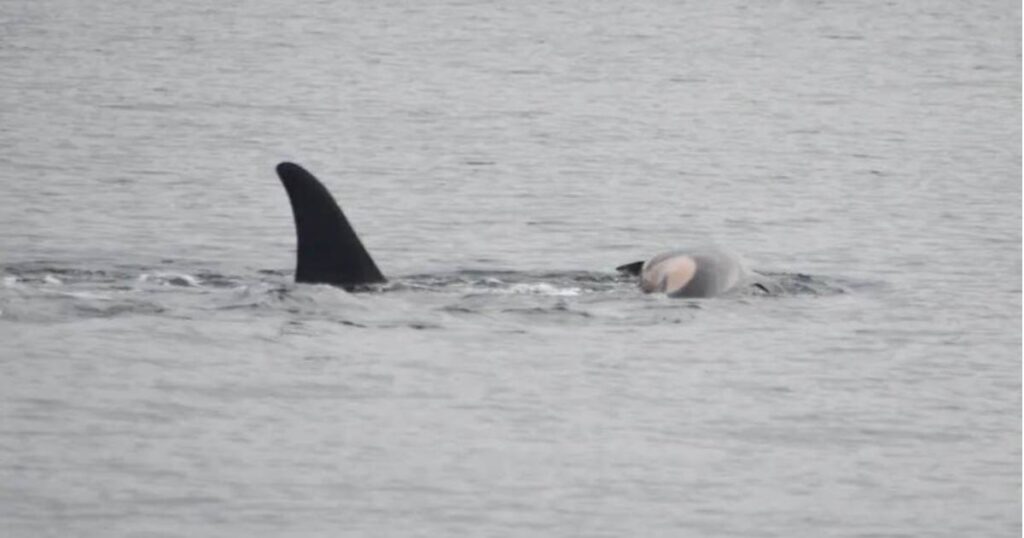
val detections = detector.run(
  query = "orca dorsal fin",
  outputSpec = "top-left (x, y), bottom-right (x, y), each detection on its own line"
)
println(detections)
top-left (276, 162), bottom-right (385, 289)
top-left (615, 260), bottom-right (645, 276)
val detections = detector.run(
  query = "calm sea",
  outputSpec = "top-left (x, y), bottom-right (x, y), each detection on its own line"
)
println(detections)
top-left (1, 0), bottom-right (1020, 536)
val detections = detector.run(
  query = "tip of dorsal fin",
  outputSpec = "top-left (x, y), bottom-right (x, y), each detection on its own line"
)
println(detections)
top-left (275, 162), bottom-right (386, 289)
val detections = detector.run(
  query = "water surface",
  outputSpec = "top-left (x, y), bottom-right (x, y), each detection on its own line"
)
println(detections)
top-left (1, 1), bottom-right (1020, 536)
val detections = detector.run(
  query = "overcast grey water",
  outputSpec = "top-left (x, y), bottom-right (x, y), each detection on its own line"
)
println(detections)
top-left (1, 1), bottom-right (1021, 537)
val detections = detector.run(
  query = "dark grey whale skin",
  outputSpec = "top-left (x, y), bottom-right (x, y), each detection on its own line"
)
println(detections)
top-left (276, 162), bottom-right (385, 290)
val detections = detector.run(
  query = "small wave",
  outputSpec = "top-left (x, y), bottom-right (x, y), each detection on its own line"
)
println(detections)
top-left (756, 272), bottom-right (850, 296)
top-left (2, 261), bottom-right (253, 291)
top-left (216, 282), bottom-right (371, 318)
top-left (506, 283), bottom-right (581, 296)
top-left (383, 269), bottom-right (629, 296)
top-left (138, 272), bottom-right (201, 287)
top-left (2, 262), bottom-right (132, 285)
top-left (501, 300), bottom-right (594, 319)
top-left (73, 300), bottom-right (167, 318)
top-left (0, 289), bottom-right (167, 323)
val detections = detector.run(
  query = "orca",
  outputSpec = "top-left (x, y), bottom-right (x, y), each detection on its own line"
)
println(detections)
top-left (615, 250), bottom-right (765, 298)
top-left (276, 162), bottom-right (769, 297)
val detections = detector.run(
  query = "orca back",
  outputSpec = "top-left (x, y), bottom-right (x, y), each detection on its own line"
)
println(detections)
top-left (276, 162), bottom-right (385, 289)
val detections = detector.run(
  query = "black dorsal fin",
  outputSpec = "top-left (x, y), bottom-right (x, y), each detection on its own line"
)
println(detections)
top-left (276, 162), bottom-right (385, 288)
top-left (615, 260), bottom-right (645, 276)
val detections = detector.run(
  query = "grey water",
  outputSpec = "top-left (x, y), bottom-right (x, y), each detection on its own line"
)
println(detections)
top-left (1, 0), bottom-right (1020, 536)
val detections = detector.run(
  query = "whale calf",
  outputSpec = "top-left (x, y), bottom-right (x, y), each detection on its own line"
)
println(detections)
top-left (615, 250), bottom-right (762, 298)
top-left (276, 162), bottom-right (767, 297)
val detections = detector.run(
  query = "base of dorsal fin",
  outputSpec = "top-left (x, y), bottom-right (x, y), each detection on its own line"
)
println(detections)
top-left (276, 162), bottom-right (386, 289)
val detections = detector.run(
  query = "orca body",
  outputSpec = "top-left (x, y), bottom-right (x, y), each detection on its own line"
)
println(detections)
top-left (276, 162), bottom-right (385, 289)
top-left (616, 249), bottom-right (759, 298)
